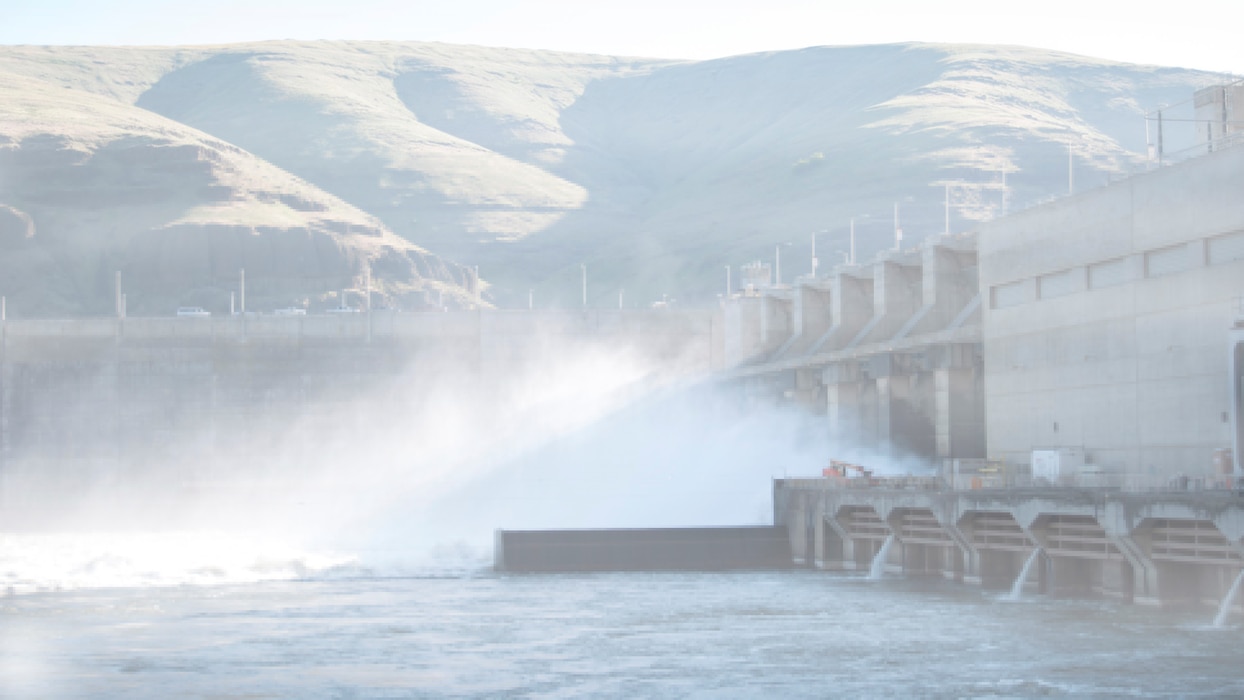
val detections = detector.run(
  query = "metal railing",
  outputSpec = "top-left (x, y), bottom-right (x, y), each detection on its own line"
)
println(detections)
top-left (1143, 78), bottom-right (1244, 169)
top-left (783, 473), bottom-right (1240, 494)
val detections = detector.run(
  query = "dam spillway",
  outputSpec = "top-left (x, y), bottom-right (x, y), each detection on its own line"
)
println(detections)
top-left (775, 477), bottom-right (1244, 609)
top-left (0, 309), bottom-right (721, 526)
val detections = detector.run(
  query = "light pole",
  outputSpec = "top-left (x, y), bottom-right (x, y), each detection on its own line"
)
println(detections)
top-left (775, 242), bottom-right (792, 286)
top-left (1001, 167), bottom-right (1009, 217)
top-left (725, 265), bottom-right (731, 297)
top-left (944, 183), bottom-right (950, 235)
top-left (811, 231), bottom-right (822, 278)
top-left (850, 218), bottom-right (856, 264)
top-left (1068, 142), bottom-right (1075, 195)
top-left (893, 201), bottom-right (901, 251)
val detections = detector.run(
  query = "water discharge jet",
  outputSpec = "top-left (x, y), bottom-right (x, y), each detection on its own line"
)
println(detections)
top-left (1, 338), bottom-right (835, 591)
top-left (868, 534), bottom-right (896, 580)
top-left (1007, 548), bottom-right (1042, 601)
top-left (1213, 568), bottom-right (1244, 627)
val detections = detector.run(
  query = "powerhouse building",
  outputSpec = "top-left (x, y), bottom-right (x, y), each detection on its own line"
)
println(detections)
top-left (979, 141), bottom-right (1244, 480)
top-left (724, 122), bottom-right (1244, 482)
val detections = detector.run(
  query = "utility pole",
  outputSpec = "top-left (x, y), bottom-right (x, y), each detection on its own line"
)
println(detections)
top-left (581, 263), bottom-right (587, 308)
top-left (115, 271), bottom-right (122, 319)
top-left (619, 289), bottom-right (624, 309)
top-left (725, 265), bottom-right (731, 297)
top-left (528, 289), bottom-right (533, 310)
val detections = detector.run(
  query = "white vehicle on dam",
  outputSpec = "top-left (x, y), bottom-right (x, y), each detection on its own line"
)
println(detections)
top-left (175, 307), bottom-right (211, 317)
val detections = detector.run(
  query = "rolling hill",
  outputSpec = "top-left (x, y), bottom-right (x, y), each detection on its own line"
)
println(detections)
top-left (0, 41), bottom-right (1222, 314)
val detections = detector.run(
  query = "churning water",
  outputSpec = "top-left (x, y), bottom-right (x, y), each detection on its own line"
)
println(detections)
top-left (3, 570), bottom-right (1243, 698)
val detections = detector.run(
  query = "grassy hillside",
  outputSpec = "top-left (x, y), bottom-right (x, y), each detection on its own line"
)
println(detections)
top-left (0, 45), bottom-right (480, 316)
top-left (0, 41), bottom-right (1222, 313)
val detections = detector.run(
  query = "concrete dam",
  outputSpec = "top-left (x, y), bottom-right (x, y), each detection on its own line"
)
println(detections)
top-left (0, 309), bottom-right (720, 524)
top-left (707, 117), bottom-right (1244, 612)
top-left (6, 84), bottom-right (1244, 619)
top-left (494, 106), bottom-right (1244, 615)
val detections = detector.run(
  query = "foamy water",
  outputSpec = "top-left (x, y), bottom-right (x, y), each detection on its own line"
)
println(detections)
top-left (0, 532), bottom-right (356, 595)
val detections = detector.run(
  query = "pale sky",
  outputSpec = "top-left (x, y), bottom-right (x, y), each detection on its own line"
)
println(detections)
top-left (4, 0), bottom-right (1242, 75)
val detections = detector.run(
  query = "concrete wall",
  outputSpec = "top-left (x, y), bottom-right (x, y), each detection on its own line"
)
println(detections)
top-left (0, 310), bottom-right (719, 488)
top-left (723, 296), bottom-right (766, 366)
top-left (494, 526), bottom-right (793, 572)
top-left (720, 233), bottom-right (985, 463)
top-left (979, 146), bottom-right (1244, 477)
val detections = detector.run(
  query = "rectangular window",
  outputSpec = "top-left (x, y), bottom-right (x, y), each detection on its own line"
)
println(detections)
top-left (1038, 269), bottom-right (1077, 299)
top-left (1088, 257), bottom-right (1132, 289)
top-left (1146, 245), bottom-right (1191, 277)
top-left (991, 280), bottom-right (1031, 309)
top-left (1209, 230), bottom-right (1244, 264)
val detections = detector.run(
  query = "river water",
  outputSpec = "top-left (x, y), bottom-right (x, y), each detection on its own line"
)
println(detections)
top-left (3, 376), bottom-right (1241, 697)
top-left (3, 569), bottom-right (1241, 699)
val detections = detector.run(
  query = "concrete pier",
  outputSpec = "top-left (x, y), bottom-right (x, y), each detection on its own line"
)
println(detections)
top-left (776, 479), bottom-right (1244, 607)
top-left (724, 232), bottom-right (984, 464)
